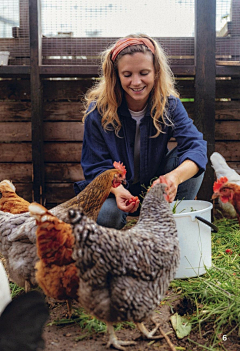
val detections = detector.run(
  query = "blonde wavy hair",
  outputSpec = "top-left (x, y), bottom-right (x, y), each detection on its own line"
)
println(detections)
top-left (82, 34), bottom-right (179, 137)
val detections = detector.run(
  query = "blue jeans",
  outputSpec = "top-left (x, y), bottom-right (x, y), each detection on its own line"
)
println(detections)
top-left (97, 148), bottom-right (204, 229)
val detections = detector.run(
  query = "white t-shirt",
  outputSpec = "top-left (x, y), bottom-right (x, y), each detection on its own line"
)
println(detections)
top-left (128, 105), bottom-right (147, 183)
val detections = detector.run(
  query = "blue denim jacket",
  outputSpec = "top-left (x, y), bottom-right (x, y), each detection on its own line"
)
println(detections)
top-left (74, 96), bottom-right (207, 196)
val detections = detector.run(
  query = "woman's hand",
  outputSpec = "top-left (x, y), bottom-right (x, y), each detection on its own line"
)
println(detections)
top-left (152, 173), bottom-right (179, 203)
top-left (111, 185), bottom-right (140, 213)
top-left (152, 160), bottom-right (200, 203)
top-left (160, 173), bottom-right (180, 202)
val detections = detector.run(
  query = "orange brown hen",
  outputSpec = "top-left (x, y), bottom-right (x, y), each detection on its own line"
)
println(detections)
top-left (0, 180), bottom-right (30, 214)
top-left (29, 203), bottom-right (79, 315)
top-left (27, 161), bottom-right (127, 314)
top-left (212, 176), bottom-right (240, 225)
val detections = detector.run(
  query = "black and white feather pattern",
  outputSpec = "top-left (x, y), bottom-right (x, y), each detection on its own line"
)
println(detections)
top-left (69, 183), bottom-right (180, 324)
top-left (0, 212), bottom-right (38, 287)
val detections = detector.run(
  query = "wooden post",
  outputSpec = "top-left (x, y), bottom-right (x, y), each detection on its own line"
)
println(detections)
top-left (29, 0), bottom-right (45, 204)
top-left (19, 0), bottom-right (29, 38)
top-left (194, 0), bottom-right (216, 201)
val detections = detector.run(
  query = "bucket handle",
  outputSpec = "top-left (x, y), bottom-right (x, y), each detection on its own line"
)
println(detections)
top-left (195, 216), bottom-right (218, 233)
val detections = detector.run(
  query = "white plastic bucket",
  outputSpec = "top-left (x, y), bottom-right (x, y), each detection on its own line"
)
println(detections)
top-left (0, 51), bottom-right (10, 66)
top-left (171, 200), bottom-right (216, 279)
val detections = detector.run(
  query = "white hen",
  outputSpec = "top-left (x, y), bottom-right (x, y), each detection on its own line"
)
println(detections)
top-left (210, 152), bottom-right (240, 217)
top-left (0, 261), bottom-right (11, 315)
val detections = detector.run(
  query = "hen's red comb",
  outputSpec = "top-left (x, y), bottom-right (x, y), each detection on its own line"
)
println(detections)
top-left (113, 161), bottom-right (127, 175)
top-left (213, 176), bottom-right (228, 192)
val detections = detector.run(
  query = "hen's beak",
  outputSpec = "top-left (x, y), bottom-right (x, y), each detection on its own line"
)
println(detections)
top-left (211, 192), bottom-right (219, 200)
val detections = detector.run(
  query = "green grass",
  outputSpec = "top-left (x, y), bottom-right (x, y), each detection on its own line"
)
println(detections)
top-left (8, 282), bottom-right (24, 298)
top-left (49, 218), bottom-right (239, 348)
top-left (50, 307), bottom-right (135, 341)
top-left (171, 218), bottom-right (240, 348)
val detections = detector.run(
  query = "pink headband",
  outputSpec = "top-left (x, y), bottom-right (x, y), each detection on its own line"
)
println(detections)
top-left (111, 37), bottom-right (155, 62)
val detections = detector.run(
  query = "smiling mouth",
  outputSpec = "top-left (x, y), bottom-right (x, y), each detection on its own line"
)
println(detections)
top-left (130, 87), bottom-right (146, 92)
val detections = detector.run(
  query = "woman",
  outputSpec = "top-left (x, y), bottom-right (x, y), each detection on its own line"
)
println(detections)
top-left (74, 34), bottom-right (207, 229)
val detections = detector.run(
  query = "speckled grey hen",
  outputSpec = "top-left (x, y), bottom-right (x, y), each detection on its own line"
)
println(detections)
top-left (0, 212), bottom-right (37, 290)
top-left (0, 163), bottom-right (126, 290)
top-left (69, 183), bottom-right (180, 350)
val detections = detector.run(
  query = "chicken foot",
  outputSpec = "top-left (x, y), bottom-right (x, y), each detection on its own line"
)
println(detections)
top-left (106, 323), bottom-right (137, 351)
top-left (137, 321), bottom-right (177, 351)
top-left (136, 322), bottom-right (163, 339)
top-left (66, 300), bottom-right (73, 318)
top-left (24, 280), bottom-right (31, 293)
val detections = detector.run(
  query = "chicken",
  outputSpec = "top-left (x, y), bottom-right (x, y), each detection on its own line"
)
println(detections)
top-left (28, 202), bottom-right (79, 316)
top-left (212, 176), bottom-right (240, 225)
top-left (0, 162), bottom-right (127, 290)
top-left (0, 290), bottom-right (49, 351)
top-left (50, 161), bottom-right (127, 222)
top-left (210, 152), bottom-right (240, 218)
top-left (0, 211), bottom-right (37, 290)
top-left (68, 181), bottom-right (180, 350)
top-left (0, 261), bottom-right (11, 315)
top-left (0, 180), bottom-right (30, 214)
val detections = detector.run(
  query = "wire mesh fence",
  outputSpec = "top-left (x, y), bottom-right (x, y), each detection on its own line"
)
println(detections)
top-left (216, 0), bottom-right (240, 64)
top-left (0, 0), bottom-right (30, 65)
top-left (0, 0), bottom-right (239, 66)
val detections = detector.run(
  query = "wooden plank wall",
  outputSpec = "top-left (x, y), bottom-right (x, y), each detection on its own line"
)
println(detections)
top-left (0, 78), bottom-right (90, 207)
top-left (0, 0), bottom-right (239, 208)
top-left (0, 78), bottom-right (32, 201)
top-left (215, 77), bottom-right (240, 171)
top-left (0, 76), bottom-right (239, 207)
top-left (42, 79), bottom-right (92, 207)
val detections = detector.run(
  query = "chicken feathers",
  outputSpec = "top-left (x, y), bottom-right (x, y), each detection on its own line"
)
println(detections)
top-left (0, 211), bottom-right (37, 289)
top-left (69, 183), bottom-right (180, 349)
top-left (0, 261), bottom-right (11, 315)
top-left (210, 152), bottom-right (240, 184)
top-left (50, 164), bottom-right (126, 222)
top-left (210, 152), bottom-right (240, 218)
top-left (29, 203), bottom-right (79, 307)
top-left (212, 177), bottom-right (240, 225)
top-left (0, 180), bottom-right (30, 214)
top-left (0, 163), bottom-right (126, 289)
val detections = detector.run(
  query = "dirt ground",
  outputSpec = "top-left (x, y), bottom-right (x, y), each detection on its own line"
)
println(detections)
top-left (1, 214), bottom-right (239, 351)
top-left (42, 213), bottom-right (240, 351)
top-left (42, 292), bottom-right (240, 351)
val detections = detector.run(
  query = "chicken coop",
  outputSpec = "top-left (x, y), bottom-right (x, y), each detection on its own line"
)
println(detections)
top-left (0, 0), bottom-right (239, 208)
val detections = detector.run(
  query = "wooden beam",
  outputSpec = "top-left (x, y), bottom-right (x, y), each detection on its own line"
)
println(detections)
top-left (40, 65), bottom-right (99, 77)
top-left (39, 65), bottom-right (196, 77)
top-left (194, 0), bottom-right (216, 201)
top-left (0, 66), bottom-right (30, 75)
top-left (216, 65), bottom-right (240, 77)
top-left (29, 0), bottom-right (45, 204)
top-left (1, 64), bottom-right (240, 78)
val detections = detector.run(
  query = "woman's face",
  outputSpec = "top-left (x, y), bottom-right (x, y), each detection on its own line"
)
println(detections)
top-left (117, 51), bottom-right (155, 111)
